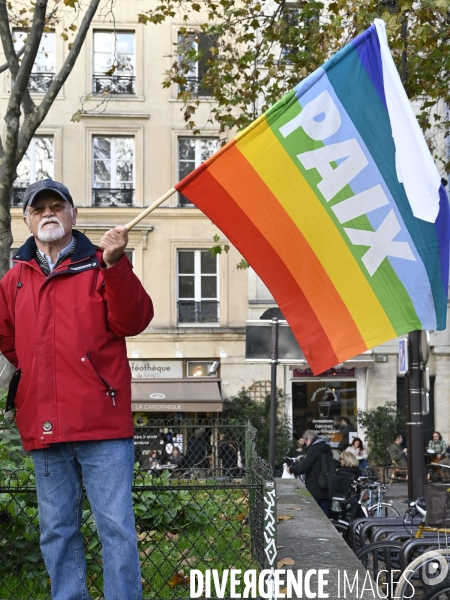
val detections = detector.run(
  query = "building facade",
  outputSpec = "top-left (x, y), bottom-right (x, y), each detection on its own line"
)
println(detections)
top-left (1, 1), bottom-right (449, 449)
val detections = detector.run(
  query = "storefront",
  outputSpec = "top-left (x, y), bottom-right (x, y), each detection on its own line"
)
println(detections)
top-left (289, 354), bottom-right (374, 447)
top-left (129, 359), bottom-right (223, 462)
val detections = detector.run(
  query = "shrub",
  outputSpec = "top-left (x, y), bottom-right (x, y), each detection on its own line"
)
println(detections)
top-left (357, 401), bottom-right (406, 466)
top-left (222, 388), bottom-right (292, 468)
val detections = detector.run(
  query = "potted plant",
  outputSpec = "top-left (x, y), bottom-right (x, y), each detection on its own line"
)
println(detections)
top-left (357, 401), bottom-right (406, 473)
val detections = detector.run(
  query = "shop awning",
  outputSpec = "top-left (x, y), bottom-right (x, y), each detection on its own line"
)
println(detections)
top-left (131, 380), bottom-right (222, 412)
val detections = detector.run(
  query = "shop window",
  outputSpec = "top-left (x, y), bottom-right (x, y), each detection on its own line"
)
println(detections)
top-left (187, 361), bottom-right (219, 377)
top-left (292, 378), bottom-right (357, 447)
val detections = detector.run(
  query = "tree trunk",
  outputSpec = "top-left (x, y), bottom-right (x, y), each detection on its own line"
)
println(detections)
top-left (0, 0), bottom-right (101, 281)
top-left (0, 181), bottom-right (13, 277)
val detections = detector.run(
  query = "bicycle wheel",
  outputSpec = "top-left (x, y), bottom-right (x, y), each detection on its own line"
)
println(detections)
top-left (368, 503), bottom-right (400, 518)
top-left (395, 549), bottom-right (450, 600)
top-left (356, 541), bottom-right (403, 599)
top-left (422, 579), bottom-right (450, 599)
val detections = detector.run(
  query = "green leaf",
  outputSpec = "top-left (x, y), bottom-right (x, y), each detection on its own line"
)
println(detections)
top-left (236, 259), bottom-right (249, 270)
top-left (71, 110), bottom-right (82, 123)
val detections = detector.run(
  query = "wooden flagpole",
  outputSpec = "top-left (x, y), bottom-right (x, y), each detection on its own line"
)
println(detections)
top-left (124, 187), bottom-right (177, 231)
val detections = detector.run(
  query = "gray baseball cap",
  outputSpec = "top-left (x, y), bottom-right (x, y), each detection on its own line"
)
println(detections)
top-left (23, 179), bottom-right (74, 212)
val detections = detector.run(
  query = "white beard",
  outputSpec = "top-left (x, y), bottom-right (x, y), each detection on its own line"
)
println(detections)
top-left (37, 217), bottom-right (65, 242)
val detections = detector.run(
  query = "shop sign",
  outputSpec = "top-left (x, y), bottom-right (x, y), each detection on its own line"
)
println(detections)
top-left (129, 360), bottom-right (183, 379)
top-left (312, 418), bottom-right (340, 435)
top-left (293, 367), bottom-right (355, 378)
top-left (133, 403), bottom-right (183, 411)
top-left (134, 432), bottom-right (159, 447)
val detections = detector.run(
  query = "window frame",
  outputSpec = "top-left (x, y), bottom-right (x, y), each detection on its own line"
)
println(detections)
top-left (91, 135), bottom-right (135, 206)
top-left (177, 136), bottom-right (220, 206)
top-left (176, 30), bottom-right (216, 98)
top-left (13, 30), bottom-right (56, 93)
top-left (92, 30), bottom-right (136, 95)
top-left (15, 136), bottom-right (54, 186)
top-left (177, 249), bottom-right (220, 325)
top-left (12, 135), bottom-right (54, 207)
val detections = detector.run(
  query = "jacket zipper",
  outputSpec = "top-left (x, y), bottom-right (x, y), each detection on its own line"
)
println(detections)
top-left (86, 352), bottom-right (117, 406)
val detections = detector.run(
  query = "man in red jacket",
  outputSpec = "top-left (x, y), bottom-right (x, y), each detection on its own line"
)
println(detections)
top-left (0, 179), bottom-right (154, 600)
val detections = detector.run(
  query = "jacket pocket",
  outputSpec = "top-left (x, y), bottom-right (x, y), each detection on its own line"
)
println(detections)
top-left (86, 352), bottom-right (117, 406)
top-left (5, 369), bottom-right (21, 414)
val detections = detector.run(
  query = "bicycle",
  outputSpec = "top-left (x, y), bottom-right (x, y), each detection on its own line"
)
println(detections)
top-left (330, 475), bottom-right (400, 544)
top-left (359, 493), bottom-right (450, 599)
top-left (360, 479), bottom-right (400, 518)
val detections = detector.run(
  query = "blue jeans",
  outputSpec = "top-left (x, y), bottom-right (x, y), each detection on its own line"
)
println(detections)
top-left (32, 439), bottom-right (142, 600)
top-left (314, 497), bottom-right (330, 515)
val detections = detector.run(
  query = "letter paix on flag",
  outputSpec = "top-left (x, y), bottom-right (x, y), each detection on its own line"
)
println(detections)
top-left (175, 19), bottom-right (450, 375)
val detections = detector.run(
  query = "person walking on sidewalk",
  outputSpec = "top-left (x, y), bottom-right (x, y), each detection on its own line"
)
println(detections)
top-left (0, 179), bottom-right (154, 600)
top-left (288, 430), bottom-right (336, 515)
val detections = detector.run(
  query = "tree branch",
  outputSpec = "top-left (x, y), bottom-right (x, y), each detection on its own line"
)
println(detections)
top-left (36, 0), bottom-right (101, 120)
top-left (0, 2), bottom-right (37, 116)
top-left (0, 44), bottom-right (25, 74)
top-left (0, 0), bottom-right (48, 197)
top-left (9, 0), bottom-right (47, 113)
top-left (17, 0), bottom-right (101, 162)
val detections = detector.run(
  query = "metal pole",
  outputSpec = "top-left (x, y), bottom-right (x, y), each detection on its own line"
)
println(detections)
top-left (400, 15), bottom-right (426, 499)
top-left (407, 331), bottom-right (426, 499)
top-left (269, 318), bottom-right (279, 469)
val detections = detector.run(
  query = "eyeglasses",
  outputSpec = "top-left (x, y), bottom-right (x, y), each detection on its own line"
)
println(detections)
top-left (29, 201), bottom-right (68, 216)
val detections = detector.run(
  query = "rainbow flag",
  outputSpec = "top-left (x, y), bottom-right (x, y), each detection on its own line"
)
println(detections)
top-left (175, 19), bottom-right (449, 374)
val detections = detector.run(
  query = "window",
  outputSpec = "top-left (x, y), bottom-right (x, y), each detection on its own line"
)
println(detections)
top-left (92, 136), bottom-right (134, 206)
top-left (178, 137), bottom-right (219, 206)
top-left (12, 136), bottom-right (54, 206)
top-left (9, 249), bottom-right (18, 269)
top-left (177, 32), bottom-right (216, 97)
top-left (13, 31), bottom-right (55, 92)
top-left (279, 3), bottom-right (319, 62)
top-left (125, 249), bottom-right (134, 266)
top-left (187, 361), bottom-right (219, 377)
top-left (177, 250), bottom-right (219, 324)
top-left (93, 31), bottom-right (135, 95)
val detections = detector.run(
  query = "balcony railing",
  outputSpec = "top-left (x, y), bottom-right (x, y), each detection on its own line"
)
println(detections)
top-left (179, 76), bottom-right (213, 97)
top-left (177, 300), bottom-right (219, 324)
top-left (11, 187), bottom-right (27, 207)
top-left (93, 74), bottom-right (135, 95)
top-left (92, 188), bottom-right (134, 207)
top-left (28, 72), bottom-right (54, 93)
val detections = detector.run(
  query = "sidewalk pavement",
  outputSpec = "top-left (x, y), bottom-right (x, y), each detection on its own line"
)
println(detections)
top-left (275, 479), bottom-right (377, 599)
top-left (384, 480), bottom-right (409, 516)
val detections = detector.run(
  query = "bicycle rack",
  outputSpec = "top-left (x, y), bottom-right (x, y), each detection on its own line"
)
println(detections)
top-left (358, 518), bottom-right (405, 550)
top-left (400, 536), bottom-right (450, 571)
top-left (372, 525), bottom-right (418, 543)
top-left (349, 516), bottom-right (404, 551)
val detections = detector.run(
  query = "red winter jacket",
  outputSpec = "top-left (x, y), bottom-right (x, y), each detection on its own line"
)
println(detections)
top-left (0, 230), bottom-right (153, 451)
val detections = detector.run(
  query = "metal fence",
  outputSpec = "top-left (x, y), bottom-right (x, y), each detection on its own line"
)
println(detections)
top-left (0, 420), bottom-right (275, 600)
